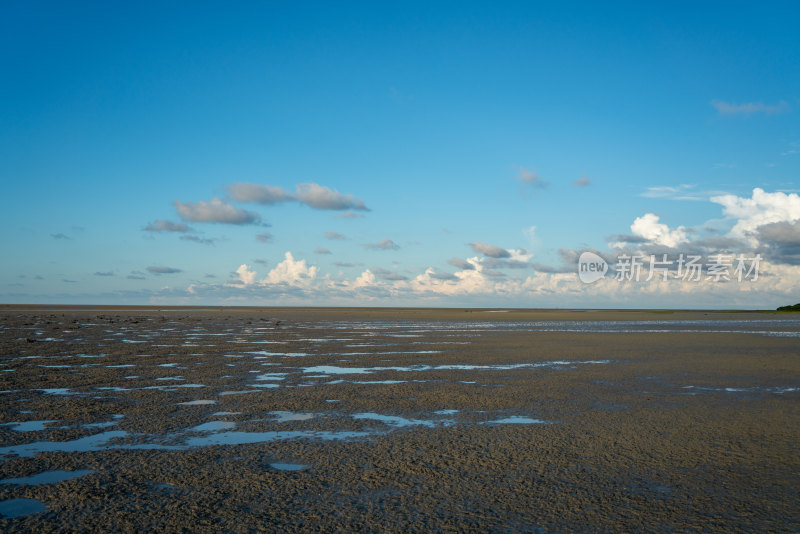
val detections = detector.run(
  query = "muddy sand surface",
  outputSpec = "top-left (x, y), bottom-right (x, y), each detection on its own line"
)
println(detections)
top-left (0, 306), bottom-right (798, 532)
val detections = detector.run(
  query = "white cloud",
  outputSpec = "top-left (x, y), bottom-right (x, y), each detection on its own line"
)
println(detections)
top-left (630, 213), bottom-right (688, 248)
top-left (174, 198), bottom-right (261, 225)
top-left (711, 99), bottom-right (790, 116)
top-left (261, 252), bottom-right (318, 286)
top-left (232, 264), bottom-right (256, 286)
top-left (295, 183), bottom-right (369, 211)
top-left (711, 188), bottom-right (800, 240)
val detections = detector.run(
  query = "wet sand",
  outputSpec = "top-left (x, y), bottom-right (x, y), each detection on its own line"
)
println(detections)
top-left (0, 306), bottom-right (798, 532)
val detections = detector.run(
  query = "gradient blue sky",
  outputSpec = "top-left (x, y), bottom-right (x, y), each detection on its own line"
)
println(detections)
top-left (2, 1), bottom-right (799, 307)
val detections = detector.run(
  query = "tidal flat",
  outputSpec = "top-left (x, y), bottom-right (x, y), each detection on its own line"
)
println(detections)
top-left (0, 305), bottom-right (798, 532)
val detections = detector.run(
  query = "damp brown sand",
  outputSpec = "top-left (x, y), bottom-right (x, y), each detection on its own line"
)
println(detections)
top-left (0, 307), bottom-right (798, 532)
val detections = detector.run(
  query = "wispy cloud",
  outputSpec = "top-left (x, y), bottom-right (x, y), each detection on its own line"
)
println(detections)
top-left (227, 183), bottom-right (293, 204)
top-left (572, 174), bottom-right (591, 187)
top-left (295, 183), bottom-right (369, 211)
top-left (147, 266), bottom-right (182, 274)
top-left (640, 184), bottom-right (726, 201)
top-left (180, 235), bottom-right (216, 245)
top-left (711, 99), bottom-right (790, 116)
top-left (94, 271), bottom-right (114, 277)
top-left (468, 241), bottom-right (510, 258)
top-left (448, 257), bottom-right (475, 270)
top-left (255, 232), bottom-right (273, 243)
top-left (174, 198), bottom-right (261, 225)
top-left (226, 182), bottom-right (369, 212)
top-left (324, 231), bottom-right (347, 240)
top-left (364, 238), bottom-right (400, 251)
top-left (144, 220), bottom-right (190, 233)
top-left (518, 167), bottom-right (548, 189)
top-left (315, 247), bottom-right (332, 254)
top-left (51, 233), bottom-right (70, 240)
top-left (340, 211), bottom-right (365, 219)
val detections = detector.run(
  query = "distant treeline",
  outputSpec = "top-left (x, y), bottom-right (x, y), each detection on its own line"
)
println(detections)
top-left (777, 303), bottom-right (800, 311)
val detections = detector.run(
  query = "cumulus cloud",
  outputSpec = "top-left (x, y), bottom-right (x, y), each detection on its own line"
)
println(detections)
top-left (174, 198), bottom-right (261, 225)
top-left (518, 167), bottom-right (548, 189)
top-left (711, 188), bottom-right (800, 241)
top-left (754, 220), bottom-right (800, 265)
top-left (315, 247), bottom-right (332, 254)
top-left (255, 232), bottom-right (274, 243)
top-left (144, 220), bottom-right (190, 233)
top-left (711, 99), bottom-right (790, 116)
top-left (295, 183), bottom-right (369, 211)
top-left (147, 266), bottom-right (182, 274)
top-left (630, 214), bottom-right (689, 248)
top-left (572, 174), bottom-right (591, 187)
top-left (469, 241), bottom-right (511, 258)
top-left (261, 252), bottom-right (318, 286)
top-left (230, 264), bottom-right (256, 286)
top-left (324, 231), bottom-right (347, 240)
top-left (364, 239), bottom-right (400, 251)
top-left (227, 183), bottom-right (293, 204)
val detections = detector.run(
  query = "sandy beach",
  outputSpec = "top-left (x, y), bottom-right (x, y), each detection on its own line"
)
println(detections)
top-left (0, 306), bottom-right (798, 532)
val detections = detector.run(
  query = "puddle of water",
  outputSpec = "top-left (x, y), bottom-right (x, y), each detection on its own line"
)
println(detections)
top-left (185, 430), bottom-right (368, 447)
top-left (39, 388), bottom-right (79, 395)
top-left (211, 411), bottom-right (241, 416)
top-left (219, 390), bottom-right (259, 396)
top-left (484, 416), bottom-right (549, 424)
top-left (271, 411), bottom-right (315, 422)
top-left (255, 373), bottom-right (286, 381)
top-left (434, 409), bottom-right (459, 415)
top-left (191, 421), bottom-right (235, 432)
top-left (353, 413), bottom-right (436, 428)
top-left (251, 384), bottom-right (279, 389)
top-left (270, 463), bottom-right (308, 471)
top-left (107, 364), bottom-right (136, 368)
top-left (0, 431), bottom-right (128, 458)
top-left (0, 469), bottom-right (94, 485)
top-left (155, 376), bottom-right (184, 381)
top-left (0, 498), bottom-right (47, 518)
top-left (5, 420), bottom-right (58, 432)
top-left (352, 380), bottom-right (407, 385)
top-left (178, 400), bottom-right (218, 406)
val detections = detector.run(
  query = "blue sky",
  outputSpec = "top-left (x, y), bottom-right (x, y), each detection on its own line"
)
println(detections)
top-left (2, 1), bottom-right (799, 308)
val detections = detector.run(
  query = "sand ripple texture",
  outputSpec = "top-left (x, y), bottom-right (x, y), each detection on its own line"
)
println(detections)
top-left (0, 306), bottom-right (799, 532)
